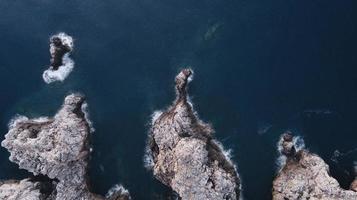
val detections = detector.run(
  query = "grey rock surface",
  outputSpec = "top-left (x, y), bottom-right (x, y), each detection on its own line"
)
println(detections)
top-left (1, 94), bottom-right (130, 200)
top-left (0, 179), bottom-right (42, 200)
top-left (273, 133), bottom-right (357, 200)
top-left (146, 69), bottom-right (240, 200)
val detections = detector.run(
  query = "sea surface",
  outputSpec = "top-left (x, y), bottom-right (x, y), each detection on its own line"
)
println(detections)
top-left (1, 1), bottom-right (357, 199)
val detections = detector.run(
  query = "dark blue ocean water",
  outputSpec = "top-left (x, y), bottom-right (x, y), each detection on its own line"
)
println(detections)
top-left (1, 1), bottom-right (357, 199)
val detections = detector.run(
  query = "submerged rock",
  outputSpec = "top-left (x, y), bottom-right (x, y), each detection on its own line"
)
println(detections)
top-left (1, 94), bottom-right (130, 200)
top-left (146, 69), bottom-right (240, 200)
top-left (273, 132), bottom-right (357, 200)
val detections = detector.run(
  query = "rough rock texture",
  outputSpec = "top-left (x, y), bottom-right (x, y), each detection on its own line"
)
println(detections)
top-left (273, 132), bottom-right (357, 200)
top-left (49, 33), bottom-right (72, 70)
top-left (0, 179), bottom-right (43, 200)
top-left (1, 94), bottom-right (130, 200)
top-left (146, 69), bottom-right (240, 200)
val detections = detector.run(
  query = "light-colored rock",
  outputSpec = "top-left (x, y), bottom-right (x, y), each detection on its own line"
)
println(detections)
top-left (1, 94), bottom-right (130, 200)
top-left (146, 69), bottom-right (240, 200)
top-left (273, 133), bottom-right (357, 200)
top-left (0, 179), bottom-right (42, 200)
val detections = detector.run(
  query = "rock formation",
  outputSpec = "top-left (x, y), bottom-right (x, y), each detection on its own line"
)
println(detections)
top-left (0, 179), bottom-right (44, 200)
top-left (1, 94), bottom-right (130, 200)
top-left (42, 32), bottom-right (75, 84)
top-left (49, 33), bottom-right (73, 70)
top-left (145, 69), bottom-right (240, 200)
top-left (273, 132), bottom-right (357, 200)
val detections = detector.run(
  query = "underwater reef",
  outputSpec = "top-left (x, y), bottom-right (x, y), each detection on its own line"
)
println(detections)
top-left (0, 94), bottom-right (130, 200)
top-left (145, 69), bottom-right (240, 200)
top-left (273, 132), bottom-right (357, 200)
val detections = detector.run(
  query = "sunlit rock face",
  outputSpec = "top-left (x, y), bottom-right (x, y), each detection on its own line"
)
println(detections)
top-left (273, 133), bottom-right (357, 200)
top-left (1, 94), bottom-right (130, 200)
top-left (146, 69), bottom-right (240, 200)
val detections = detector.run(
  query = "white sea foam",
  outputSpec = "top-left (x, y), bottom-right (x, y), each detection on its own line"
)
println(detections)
top-left (151, 110), bottom-right (163, 124)
top-left (7, 115), bottom-right (51, 132)
top-left (144, 110), bottom-right (163, 170)
top-left (143, 152), bottom-right (154, 170)
top-left (32, 117), bottom-right (50, 123)
top-left (276, 134), bottom-right (305, 171)
top-left (213, 140), bottom-right (242, 199)
top-left (42, 54), bottom-right (74, 84)
top-left (214, 140), bottom-right (234, 160)
top-left (105, 184), bottom-right (130, 199)
top-left (143, 140), bottom-right (154, 170)
top-left (43, 32), bottom-right (74, 84)
top-left (81, 102), bottom-right (95, 133)
top-left (187, 69), bottom-right (194, 83)
top-left (8, 115), bottom-right (29, 129)
top-left (52, 32), bottom-right (74, 50)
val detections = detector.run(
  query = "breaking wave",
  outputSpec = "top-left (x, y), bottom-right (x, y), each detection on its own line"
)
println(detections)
top-left (105, 184), bottom-right (130, 199)
top-left (151, 110), bottom-right (163, 124)
top-left (81, 102), bottom-right (95, 133)
top-left (42, 53), bottom-right (74, 84)
top-left (54, 32), bottom-right (74, 49)
top-left (8, 115), bottom-right (29, 129)
top-left (143, 145), bottom-right (154, 170)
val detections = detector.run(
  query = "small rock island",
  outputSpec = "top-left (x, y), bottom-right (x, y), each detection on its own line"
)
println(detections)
top-left (49, 35), bottom-right (72, 71)
top-left (145, 69), bottom-right (240, 200)
top-left (42, 33), bottom-right (75, 84)
top-left (273, 132), bottom-right (357, 200)
top-left (0, 94), bottom-right (130, 200)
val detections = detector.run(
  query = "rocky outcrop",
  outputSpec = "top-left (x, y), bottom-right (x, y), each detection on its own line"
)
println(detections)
top-left (0, 179), bottom-right (43, 200)
top-left (273, 132), bottom-right (357, 200)
top-left (1, 94), bottom-right (130, 200)
top-left (42, 32), bottom-right (75, 84)
top-left (49, 33), bottom-right (73, 70)
top-left (146, 69), bottom-right (240, 200)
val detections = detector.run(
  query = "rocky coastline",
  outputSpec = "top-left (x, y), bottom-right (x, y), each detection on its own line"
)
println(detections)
top-left (0, 94), bottom-right (130, 200)
top-left (2, 70), bottom-right (357, 200)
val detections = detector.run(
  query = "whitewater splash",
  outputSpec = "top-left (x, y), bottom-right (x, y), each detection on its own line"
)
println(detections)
top-left (81, 102), bottom-right (95, 133)
top-left (8, 115), bottom-right (29, 129)
top-left (276, 133), bottom-right (305, 171)
top-left (105, 184), bottom-right (130, 199)
top-left (42, 32), bottom-right (74, 84)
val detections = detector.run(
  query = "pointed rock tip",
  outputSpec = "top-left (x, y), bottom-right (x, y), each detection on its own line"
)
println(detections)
top-left (64, 93), bottom-right (86, 109)
top-left (175, 68), bottom-right (193, 98)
